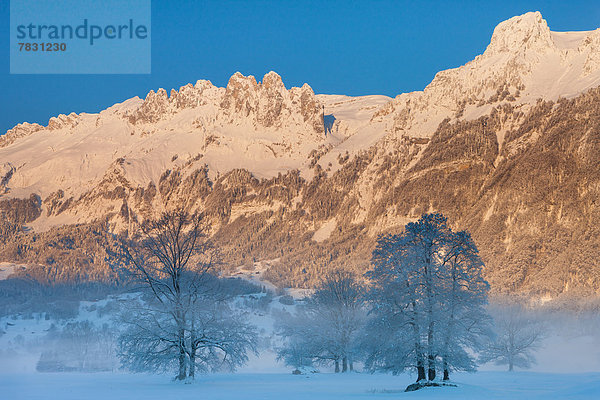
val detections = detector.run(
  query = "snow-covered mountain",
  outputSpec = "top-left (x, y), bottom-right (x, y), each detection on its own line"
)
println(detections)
top-left (0, 71), bottom-right (327, 199)
top-left (1, 12), bottom-right (600, 301)
top-left (375, 12), bottom-right (600, 143)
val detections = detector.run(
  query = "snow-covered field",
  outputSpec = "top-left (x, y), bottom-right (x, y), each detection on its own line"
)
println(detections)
top-left (2, 370), bottom-right (600, 400)
top-left (2, 277), bottom-right (600, 399)
top-left (2, 309), bottom-right (600, 400)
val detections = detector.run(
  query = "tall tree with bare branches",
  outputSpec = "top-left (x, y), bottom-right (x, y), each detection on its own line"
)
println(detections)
top-left (275, 270), bottom-right (366, 373)
top-left (114, 209), bottom-right (256, 380)
top-left (365, 213), bottom-right (491, 383)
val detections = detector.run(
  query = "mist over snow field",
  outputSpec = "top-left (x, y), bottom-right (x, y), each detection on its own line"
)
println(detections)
top-left (2, 292), bottom-right (600, 400)
top-left (2, 253), bottom-right (600, 399)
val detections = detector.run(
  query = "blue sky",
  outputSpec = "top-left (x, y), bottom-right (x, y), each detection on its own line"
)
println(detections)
top-left (1, 0), bottom-right (599, 134)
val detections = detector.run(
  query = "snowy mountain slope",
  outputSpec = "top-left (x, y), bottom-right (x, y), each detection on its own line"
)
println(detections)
top-left (0, 71), bottom-right (328, 201)
top-left (316, 94), bottom-right (392, 138)
top-left (2, 12), bottom-right (597, 205)
top-left (373, 12), bottom-right (600, 148)
top-left (0, 72), bottom-right (394, 231)
top-left (3, 12), bottom-right (597, 208)
top-left (1, 12), bottom-right (600, 300)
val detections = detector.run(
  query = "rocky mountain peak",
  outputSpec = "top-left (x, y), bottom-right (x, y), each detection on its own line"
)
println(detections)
top-left (0, 122), bottom-right (44, 148)
top-left (373, 12), bottom-right (600, 144)
top-left (219, 71), bottom-right (323, 132)
top-left (171, 80), bottom-right (222, 109)
top-left (48, 113), bottom-right (79, 130)
top-left (261, 71), bottom-right (286, 92)
top-left (486, 11), bottom-right (553, 55)
top-left (127, 80), bottom-right (224, 123)
top-left (220, 72), bottom-right (260, 115)
top-left (129, 88), bottom-right (170, 124)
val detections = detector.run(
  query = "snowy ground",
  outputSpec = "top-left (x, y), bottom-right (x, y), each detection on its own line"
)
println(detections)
top-left (0, 262), bottom-right (18, 280)
top-left (2, 370), bottom-right (600, 400)
top-left (2, 281), bottom-right (600, 399)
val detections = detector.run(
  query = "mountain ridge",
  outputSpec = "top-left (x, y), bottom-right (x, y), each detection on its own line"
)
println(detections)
top-left (1, 12), bottom-right (600, 303)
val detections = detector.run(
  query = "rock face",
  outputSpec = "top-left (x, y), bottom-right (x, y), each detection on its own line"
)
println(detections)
top-left (219, 71), bottom-right (324, 134)
top-left (0, 122), bottom-right (44, 148)
top-left (125, 71), bottom-right (324, 135)
top-left (374, 12), bottom-right (600, 147)
top-left (1, 12), bottom-right (600, 303)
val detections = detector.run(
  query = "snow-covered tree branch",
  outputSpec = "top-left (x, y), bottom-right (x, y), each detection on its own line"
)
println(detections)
top-left (113, 209), bottom-right (257, 380)
top-left (275, 270), bottom-right (367, 373)
top-left (364, 213), bottom-right (492, 384)
top-left (480, 304), bottom-right (545, 371)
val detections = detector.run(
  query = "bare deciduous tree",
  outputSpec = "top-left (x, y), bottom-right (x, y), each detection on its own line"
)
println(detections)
top-left (275, 270), bottom-right (366, 373)
top-left (366, 213), bottom-right (492, 384)
top-left (114, 209), bottom-right (256, 380)
top-left (480, 304), bottom-right (545, 371)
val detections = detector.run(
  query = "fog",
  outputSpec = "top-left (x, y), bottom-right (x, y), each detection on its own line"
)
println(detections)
top-left (1, 278), bottom-right (600, 375)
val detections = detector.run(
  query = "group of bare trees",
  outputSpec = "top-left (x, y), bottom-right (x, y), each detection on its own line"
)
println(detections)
top-left (274, 214), bottom-right (545, 385)
top-left (113, 210), bottom-right (544, 383)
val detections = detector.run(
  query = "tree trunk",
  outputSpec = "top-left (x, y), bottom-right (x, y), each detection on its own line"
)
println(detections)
top-left (188, 344), bottom-right (196, 379)
top-left (417, 364), bottom-right (426, 382)
top-left (177, 349), bottom-right (187, 380)
top-left (441, 357), bottom-right (450, 381)
top-left (411, 305), bottom-right (425, 382)
top-left (349, 358), bottom-right (354, 372)
top-left (424, 254), bottom-right (436, 382)
top-left (335, 359), bottom-right (340, 373)
top-left (427, 356), bottom-right (436, 381)
top-left (427, 320), bottom-right (435, 381)
top-left (177, 328), bottom-right (187, 380)
top-left (342, 357), bottom-right (348, 372)
top-left (443, 257), bottom-right (458, 384)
